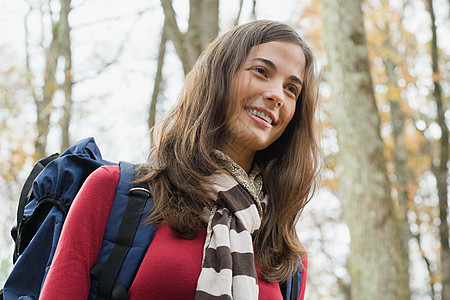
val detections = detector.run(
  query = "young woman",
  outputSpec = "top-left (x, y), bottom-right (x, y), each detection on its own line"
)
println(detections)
top-left (41, 20), bottom-right (321, 299)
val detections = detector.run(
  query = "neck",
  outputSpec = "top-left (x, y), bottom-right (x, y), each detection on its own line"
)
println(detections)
top-left (218, 144), bottom-right (255, 173)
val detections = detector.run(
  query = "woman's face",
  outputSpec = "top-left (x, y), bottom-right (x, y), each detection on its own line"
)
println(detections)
top-left (220, 41), bottom-right (306, 169)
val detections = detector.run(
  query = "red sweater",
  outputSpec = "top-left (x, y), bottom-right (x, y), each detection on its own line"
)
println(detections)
top-left (40, 166), bottom-right (307, 299)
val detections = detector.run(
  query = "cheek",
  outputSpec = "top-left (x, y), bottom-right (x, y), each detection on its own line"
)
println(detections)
top-left (232, 74), bottom-right (247, 97)
top-left (277, 104), bottom-right (297, 137)
top-left (285, 102), bottom-right (297, 123)
top-left (235, 75), bottom-right (257, 104)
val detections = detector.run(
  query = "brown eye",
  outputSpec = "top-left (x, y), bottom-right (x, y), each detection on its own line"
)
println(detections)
top-left (285, 85), bottom-right (299, 98)
top-left (252, 67), bottom-right (268, 77)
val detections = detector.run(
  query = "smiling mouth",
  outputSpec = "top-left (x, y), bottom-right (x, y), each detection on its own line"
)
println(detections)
top-left (245, 108), bottom-right (273, 125)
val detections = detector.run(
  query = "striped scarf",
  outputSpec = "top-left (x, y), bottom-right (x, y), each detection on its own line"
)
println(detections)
top-left (195, 150), bottom-right (267, 300)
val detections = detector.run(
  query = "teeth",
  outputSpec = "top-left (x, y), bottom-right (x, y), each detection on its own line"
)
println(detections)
top-left (247, 109), bottom-right (273, 124)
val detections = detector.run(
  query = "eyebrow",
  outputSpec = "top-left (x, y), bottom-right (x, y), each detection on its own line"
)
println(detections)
top-left (251, 57), bottom-right (304, 86)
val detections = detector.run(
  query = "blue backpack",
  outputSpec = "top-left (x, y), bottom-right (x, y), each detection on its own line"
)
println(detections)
top-left (1, 137), bottom-right (301, 299)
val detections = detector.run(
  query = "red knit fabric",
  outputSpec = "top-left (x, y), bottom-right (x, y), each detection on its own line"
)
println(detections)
top-left (41, 166), bottom-right (120, 299)
top-left (40, 166), bottom-right (306, 299)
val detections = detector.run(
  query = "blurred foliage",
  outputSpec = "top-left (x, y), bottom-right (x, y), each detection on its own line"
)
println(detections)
top-left (296, 0), bottom-right (448, 298)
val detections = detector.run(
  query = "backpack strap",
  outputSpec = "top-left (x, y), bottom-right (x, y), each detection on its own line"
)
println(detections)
top-left (13, 153), bottom-right (59, 256)
top-left (91, 162), bottom-right (155, 300)
top-left (16, 153), bottom-right (60, 225)
top-left (279, 264), bottom-right (301, 300)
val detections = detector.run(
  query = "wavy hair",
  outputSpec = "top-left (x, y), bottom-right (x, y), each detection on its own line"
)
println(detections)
top-left (137, 20), bottom-right (321, 282)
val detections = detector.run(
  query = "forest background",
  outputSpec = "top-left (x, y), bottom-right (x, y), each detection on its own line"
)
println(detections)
top-left (0, 0), bottom-right (448, 299)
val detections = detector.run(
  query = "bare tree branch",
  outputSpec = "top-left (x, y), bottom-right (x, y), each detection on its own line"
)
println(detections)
top-left (148, 19), bottom-right (168, 145)
top-left (411, 228), bottom-right (436, 299)
top-left (251, 0), bottom-right (257, 20)
top-left (73, 15), bottom-right (141, 85)
top-left (24, 6), bottom-right (39, 102)
top-left (234, 0), bottom-right (244, 25)
top-left (426, 1), bottom-right (450, 299)
top-left (73, 8), bottom-right (151, 30)
top-left (160, 0), bottom-right (190, 75)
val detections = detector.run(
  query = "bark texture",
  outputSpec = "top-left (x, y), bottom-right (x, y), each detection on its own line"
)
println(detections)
top-left (150, 0), bottom-right (219, 137)
top-left (384, 41), bottom-right (412, 283)
top-left (60, 0), bottom-right (73, 152)
top-left (35, 15), bottom-right (61, 158)
top-left (320, 0), bottom-right (411, 299)
top-left (160, 0), bottom-right (219, 75)
top-left (26, 0), bottom-right (73, 158)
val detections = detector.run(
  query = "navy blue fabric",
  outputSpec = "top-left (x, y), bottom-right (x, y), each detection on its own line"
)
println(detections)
top-left (279, 265), bottom-right (302, 300)
top-left (32, 137), bottom-right (111, 206)
top-left (296, 266), bottom-right (302, 299)
top-left (280, 276), bottom-right (290, 299)
top-left (3, 137), bottom-right (112, 300)
top-left (88, 162), bottom-right (157, 300)
top-left (3, 206), bottom-right (64, 300)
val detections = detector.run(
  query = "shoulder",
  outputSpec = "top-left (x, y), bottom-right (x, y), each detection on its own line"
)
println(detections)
top-left (71, 165), bottom-right (121, 213)
top-left (83, 165), bottom-right (121, 190)
top-left (90, 164), bottom-right (121, 180)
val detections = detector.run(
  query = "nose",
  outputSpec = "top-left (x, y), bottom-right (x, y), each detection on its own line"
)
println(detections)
top-left (262, 84), bottom-right (284, 108)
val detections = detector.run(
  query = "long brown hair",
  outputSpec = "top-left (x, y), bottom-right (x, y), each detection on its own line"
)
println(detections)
top-left (137, 20), bottom-right (321, 282)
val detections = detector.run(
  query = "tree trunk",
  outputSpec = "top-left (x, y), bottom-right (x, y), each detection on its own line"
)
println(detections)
top-left (152, 0), bottom-right (219, 143)
top-left (60, 0), bottom-right (73, 152)
top-left (185, 0), bottom-right (218, 69)
top-left (35, 16), bottom-right (61, 158)
top-left (320, 0), bottom-right (411, 299)
top-left (160, 0), bottom-right (219, 75)
top-left (199, 0), bottom-right (218, 50)
top-left (29, 0), bottom-right (74, 157)
top-left (148, 19), bottom-right (168, 144)
top-left (384, 51), bottom-right (412, 284)
top-left (160, 0), bottom-right (192, 75)
top-left (187, 0), bottom-right (202, 64)
top-left (426, 1), bottom-right (450, 299)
